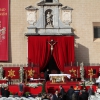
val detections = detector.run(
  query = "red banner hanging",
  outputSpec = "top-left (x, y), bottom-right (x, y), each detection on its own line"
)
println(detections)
top-left (0, 0), bottom-right (9, 61)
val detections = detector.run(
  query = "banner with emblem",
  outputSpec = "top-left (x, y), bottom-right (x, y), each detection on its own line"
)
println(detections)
top-left (3, 67), bottom-right (20, 79)
top-left (0, 0), bottom-right (9, 61)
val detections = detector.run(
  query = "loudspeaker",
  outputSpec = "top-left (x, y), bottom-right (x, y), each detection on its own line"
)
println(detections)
top-left (93, 69), bottom-right (96, 74)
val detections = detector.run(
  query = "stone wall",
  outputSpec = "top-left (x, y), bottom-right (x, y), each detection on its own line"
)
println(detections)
top-left (0, 0), bottom-right (100, 65)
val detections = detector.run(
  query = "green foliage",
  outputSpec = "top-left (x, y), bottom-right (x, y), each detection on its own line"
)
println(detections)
top-left (83, 81), bottom-right (86, 89)
top-left (10, 92), bottom-right (13, 95)
top-left (25, 92), bottom-right (30, 97)
top-left (41, 81), bottom-right (46, 94)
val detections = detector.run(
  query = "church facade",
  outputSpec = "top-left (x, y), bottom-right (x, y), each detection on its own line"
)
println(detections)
top-left (0, 0), bottom-right (100, 66)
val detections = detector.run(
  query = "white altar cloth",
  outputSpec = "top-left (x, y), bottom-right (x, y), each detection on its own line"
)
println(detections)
top-left (49, 74), bottom-right (71, 79)
top-left (49, 74), bottom-right (71, 83)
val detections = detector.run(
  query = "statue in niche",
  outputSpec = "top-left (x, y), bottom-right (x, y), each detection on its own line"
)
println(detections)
top-left (46, 12), bottom-right (53, 27)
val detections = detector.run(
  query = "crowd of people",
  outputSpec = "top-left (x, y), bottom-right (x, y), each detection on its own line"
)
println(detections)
top-left (37, 84), bottom-right (96, 100)
top-left (34, 84), bottom-right (97, 100)
top-left (0, 82), bottom-right (25, 98)
top-left (0, 82), bottom-right (99, 100)
top-left (0, 68), bottom-right (99, 100)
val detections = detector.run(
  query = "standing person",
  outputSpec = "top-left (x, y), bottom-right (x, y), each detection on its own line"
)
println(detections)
top-left (44, 69), bottom-right (49, 81)
top-left (18, 82), bottom-right (24, 97)
top-left (52, 90), bottom-right (59, 100)
top-left (88, 85), bottom-right (94, 99)
top-left (79, 89), bottom-right (88, 100)
top-left (74, 84), bottom-right (80, 100)
top-left (1, 84), bottom-right (5, 97)
top-left (58, 93), bottom-right (63, 100)
top-left (3, 86), bottom-right (10, 97)
top-left (59, 85), bottom-right (66, 100)
top-left (67, 86), bottom-right (74, 100)
top-left (7, 76), bottom-right (12, 85)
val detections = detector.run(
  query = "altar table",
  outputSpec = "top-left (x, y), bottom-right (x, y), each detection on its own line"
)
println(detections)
top-left (49, 74), bottom-right (71, 83)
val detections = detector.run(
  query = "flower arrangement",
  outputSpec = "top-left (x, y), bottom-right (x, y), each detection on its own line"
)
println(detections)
top-left (26, 82), bottom-right (43, 88)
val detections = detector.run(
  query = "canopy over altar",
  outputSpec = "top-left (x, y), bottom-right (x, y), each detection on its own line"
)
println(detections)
top-left (28, 36), bottom-right (75, 72)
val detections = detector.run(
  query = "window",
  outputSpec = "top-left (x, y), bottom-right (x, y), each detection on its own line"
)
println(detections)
top-left (46, 0), bottom-right (53, 3)
top-left (93, 22), bottom-right (100, 40)
top-left (94, 26), bottom-right (100, 38)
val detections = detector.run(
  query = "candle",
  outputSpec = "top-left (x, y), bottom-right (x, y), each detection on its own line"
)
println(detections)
top-left (77, 70), bottom-right (78, 77)
top-left (71, 62), bottom-right (72, 66)
top-left (77, 62), bottom-right (78, 66)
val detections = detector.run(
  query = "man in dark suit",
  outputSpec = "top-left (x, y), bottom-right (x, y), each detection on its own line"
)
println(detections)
top-left (52, 90), bottom-right (59, 100)
top-left (59, 85), bottom-right (65, 96)
top-left (7, 76), bottom-right (12, 85)
top-left (1, 85), bottom-right (5, 97)
top-left (44, 69), bottom-right (49, 81)
top-left (59, 85), bottom-right (66, 100)
top-left (67, 86), bottom-right (74, 100)
top-left (3, 87), bottom-right (10, 97)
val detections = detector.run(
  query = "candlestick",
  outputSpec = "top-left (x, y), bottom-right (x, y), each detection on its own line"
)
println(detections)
top-left (71, 62), bottom-right (72, 66)
top-left (77, 62), bottom-right (78, 66)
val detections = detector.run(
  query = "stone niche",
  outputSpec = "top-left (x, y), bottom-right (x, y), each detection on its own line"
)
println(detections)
top-left (25, 0), bottom-right (73, 36)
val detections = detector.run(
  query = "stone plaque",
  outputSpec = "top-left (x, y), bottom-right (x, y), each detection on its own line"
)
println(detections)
top-left (62, 10), bottom-right (71, 23)
top-left (27, 11), bottom-right (37, 25)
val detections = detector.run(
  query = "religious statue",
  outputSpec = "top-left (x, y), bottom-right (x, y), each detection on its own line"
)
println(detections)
top-left (19, 66), bottom-right (24, 83)
top-left (0, 65), bottom-right (3, 79)
top-left (46, 12), bottom-right (53, 27)
top-left (48, 39), bottom-right (57, 55)
top-left (80, 62), bottom-right (84, 81)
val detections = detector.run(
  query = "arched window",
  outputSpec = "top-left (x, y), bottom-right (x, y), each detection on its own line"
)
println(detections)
top-left (46, 0), bottom-right (53, 3)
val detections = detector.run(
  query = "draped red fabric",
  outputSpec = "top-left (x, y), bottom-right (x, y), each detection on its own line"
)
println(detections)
top-left (0, 0), bottom-right (9, 61)
top-left (28, 36), bottom-right (51, 71)
top-left (28, 36), bottom-right (74, 71)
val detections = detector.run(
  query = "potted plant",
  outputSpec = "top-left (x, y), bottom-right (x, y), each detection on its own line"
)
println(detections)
top-left (9, 92), bottom-right (13, 97)
top-left (25, 92), bottom-right (30, 98)
top-left (41, 81), bottom-right (46, 94)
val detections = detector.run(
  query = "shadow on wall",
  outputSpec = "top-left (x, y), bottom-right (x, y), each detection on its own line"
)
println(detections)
top-left (75, 43), bottom-right (89, 65)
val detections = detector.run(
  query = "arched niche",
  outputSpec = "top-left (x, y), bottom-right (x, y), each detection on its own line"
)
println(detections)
top-left (46, 0), bottom-right (53, 3)
top-left (45, 9), bottom-right (53, 28)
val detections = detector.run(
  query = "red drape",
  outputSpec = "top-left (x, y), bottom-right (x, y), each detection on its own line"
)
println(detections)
top-left (0, 0), bottom-right (9, 61)
top-left (28, 36), bottom-right (74, 71)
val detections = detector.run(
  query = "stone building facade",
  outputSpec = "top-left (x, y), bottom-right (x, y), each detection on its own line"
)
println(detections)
top-left (0, 0), bottom-right (100, 66)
